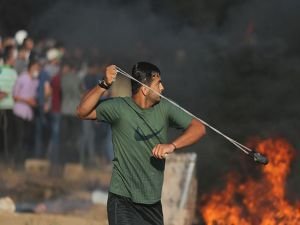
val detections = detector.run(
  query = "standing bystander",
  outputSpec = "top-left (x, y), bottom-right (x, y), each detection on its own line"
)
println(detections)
top-left (0, 46), bottom-right (18, 159)
top-left (13, 60), bottom-right (40, 162)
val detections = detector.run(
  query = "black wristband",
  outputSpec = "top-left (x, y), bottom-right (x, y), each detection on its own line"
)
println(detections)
top-left (171, 143), bottom-right (177, 151)
top-left (98, 79), bottom-right (111, 90)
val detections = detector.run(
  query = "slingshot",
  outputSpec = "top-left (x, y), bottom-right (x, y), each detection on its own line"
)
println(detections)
top-left (116, 66), bottom-right (268, 165)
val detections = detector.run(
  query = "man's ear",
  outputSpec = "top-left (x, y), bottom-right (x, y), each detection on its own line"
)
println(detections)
top-left (141, 86), bottom-right (149, 96)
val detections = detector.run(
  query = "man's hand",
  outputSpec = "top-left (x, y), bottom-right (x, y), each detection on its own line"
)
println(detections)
top-left (0, 91), bottom-right (7, 100)
top-left (26, 98), bottom-right (37, 107)
top-left (77, 65), bottom-right (118, 120)
top-left (104, 65), bottom-right (118, 85)
top-left (152, 144), bottom-right (176, 159)
top-left (14, 96), bottom-right (36, 107)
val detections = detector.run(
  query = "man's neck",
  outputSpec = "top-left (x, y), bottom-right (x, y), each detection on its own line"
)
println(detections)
top-left (132, 94), bottom-right (154, 109)
top-left (3, 63), bottom-right (13, 68)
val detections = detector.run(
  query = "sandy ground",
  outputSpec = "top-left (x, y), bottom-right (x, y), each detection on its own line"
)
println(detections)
top-left (0, 162), bottom-right (111, 225)
top-left (0, 211), bottom-right (106, 225)
top-left (0, 153), bottom-right (198, 225)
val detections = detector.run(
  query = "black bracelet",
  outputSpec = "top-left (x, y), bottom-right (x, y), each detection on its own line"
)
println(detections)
top-left (98, 79), bottom-right (111, 90)
top-left (171, 143), bottom-right (177, 151)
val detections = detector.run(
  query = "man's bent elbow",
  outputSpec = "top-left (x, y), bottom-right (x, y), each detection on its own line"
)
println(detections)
top-left (76, 106), bottom-right (86, 119)
top-left (200, 123), bottom-right (206, 137)
top-left (76, 106), bottom-right (96, 120)
top-left (192, 119), bottom-right (206, 139)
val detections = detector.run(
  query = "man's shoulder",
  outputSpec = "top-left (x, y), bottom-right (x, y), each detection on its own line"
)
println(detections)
top-left (17, 73), bottom-right (29, 82)
top-left (0, 66), bottom-right (17, 77)
top-left (101, 96), bottom-right (128, 104)
top-left (40, 70), bottom-right (51, 80)
top-left (156, 98), bottom-right (171, 109)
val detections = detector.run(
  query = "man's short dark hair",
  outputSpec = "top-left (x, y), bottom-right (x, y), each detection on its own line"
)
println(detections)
top-left (61, 57), bottom-right (76, 69)
top-left (2, 45), bottom-right (15, 63)
top-left (28, 59), bottom-right (39, 69)
top-left (131, 62), bottom-right (160, 95)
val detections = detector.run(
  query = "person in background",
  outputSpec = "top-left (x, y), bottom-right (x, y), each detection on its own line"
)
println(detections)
top-left (44, 48), bottom-right (61, 78)
top-left (0, 46), bottom-right (18, 159)
top-left (13, 60), bottom-right (40, 162)
top-left (14, 46), bottom-right (28, 75)
top-left (47, 58), bottom-right (65, 168)
top-left (34, 58), bottom-right (52, 159)
top-left (0, 36), bottom-right (3, 64)
top-left (60, 58), bottom-right (82, 162)
top-left (2, 37), bottom-right (16, 49)
top-left (22, 37), bottom-right (35, 62)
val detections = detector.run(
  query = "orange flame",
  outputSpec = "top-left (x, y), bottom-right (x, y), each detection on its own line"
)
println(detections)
top-left (200, 138), bottom-right (300, 225)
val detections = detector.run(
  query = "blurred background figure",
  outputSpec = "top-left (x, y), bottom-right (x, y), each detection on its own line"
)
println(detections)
top-left (60, 57), bottom-right (82, 163)
top-left (0, 45), bottom-right (18, 159)
top-left (22, 37), bottom-right (35, 62)
top-left (44, 48), bottom-right (61, 78)
top-left (79, 58), bottom-right (101, 166)
top-left (12, 60), bottom-right (40, 162)
top-left (0, 35), bottom-right (3, 64)
top-left (48, 57), bottom-right (63, 168)
top-left (33, 58), bottom-right (53, 159)
top-left (14, 46), bottom-right (28, 75)
top-left (2, 37), bottom-right (16, 49)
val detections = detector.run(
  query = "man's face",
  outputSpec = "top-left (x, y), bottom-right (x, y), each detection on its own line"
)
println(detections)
top-left (29, 63), bottom-right (41, 78)
top-left (147, 73), bottom-right (164, 103)
top-left (25, 39), bottom-right (34, 50)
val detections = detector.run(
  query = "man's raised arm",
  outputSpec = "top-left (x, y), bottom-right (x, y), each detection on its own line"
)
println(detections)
top-left (76, 65), bottom-right (117, 120)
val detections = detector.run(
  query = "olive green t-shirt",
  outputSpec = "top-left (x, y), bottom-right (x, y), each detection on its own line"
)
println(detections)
top-left (96, 97), bottom-right (192, 204)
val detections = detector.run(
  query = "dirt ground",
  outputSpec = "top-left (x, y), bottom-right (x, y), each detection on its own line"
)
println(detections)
top-left (0, 162), bottom-right (112, 225)
top-left (0, 209), bottom-right (106, 225)
top-left (0, 153), bottom-right (198, 225)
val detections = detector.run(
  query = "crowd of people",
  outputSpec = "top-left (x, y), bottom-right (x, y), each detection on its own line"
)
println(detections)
top-left (0, 33), bottom-right (115, 169)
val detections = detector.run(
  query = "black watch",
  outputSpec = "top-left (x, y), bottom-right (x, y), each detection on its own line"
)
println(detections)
top-left (98, 79), bottom-right (111, 90)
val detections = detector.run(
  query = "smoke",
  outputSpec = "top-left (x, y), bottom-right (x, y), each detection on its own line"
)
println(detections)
top-left (27, 0), bottom-right (299, 198)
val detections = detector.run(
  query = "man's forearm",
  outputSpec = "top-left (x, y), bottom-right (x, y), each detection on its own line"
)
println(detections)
top-left (76, 85), bottom-right (106, 118)
top-left (172, 119), bottom-right (206, 150)
top-left (152, 119), bottom-right (206, 159)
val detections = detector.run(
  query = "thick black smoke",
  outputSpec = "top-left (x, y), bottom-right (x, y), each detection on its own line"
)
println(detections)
top-left (27, 0), bottom-right (300, 197)
top-left (2, 0), bottom-right (299, 214)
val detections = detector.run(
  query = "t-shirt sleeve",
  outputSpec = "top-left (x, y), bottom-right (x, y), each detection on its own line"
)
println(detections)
top-left (13, 77), bottom-right (22, 96)
top-left (96, 97), bottom-right (120, 123)
top-left (166, 100), bottom-right (193, 129)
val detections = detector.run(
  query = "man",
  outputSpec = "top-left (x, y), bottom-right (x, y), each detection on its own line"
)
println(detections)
top-left (60, 58), bottom-right (82, 157)
top-left (14, 46), bottom-right (28, 75)
top-left (0, 46), bottom-right (18, 158)
top-left (77, 62), bottom-right (205, 225)
top-left (13, 60), bottom-right (40, 161)
top-left (34, 58), bottom-right (52, 159)
top-left (0, 46), bottom-right (17, 108)
top-left (22, 37), bottom-right (35, 62)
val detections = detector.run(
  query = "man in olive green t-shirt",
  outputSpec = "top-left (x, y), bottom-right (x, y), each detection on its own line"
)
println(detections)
top-left (77, 62), bottom-right (205, 225)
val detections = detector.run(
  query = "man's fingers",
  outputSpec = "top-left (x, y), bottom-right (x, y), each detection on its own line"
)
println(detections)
top-left (152, 144), bottom-right (168, 159)
top-left (152, 146), bottom-right (157, 157)
top-left (105, 65), bottom-right (118, 84)
top-left (152, 144), bottom-right (160, 158)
